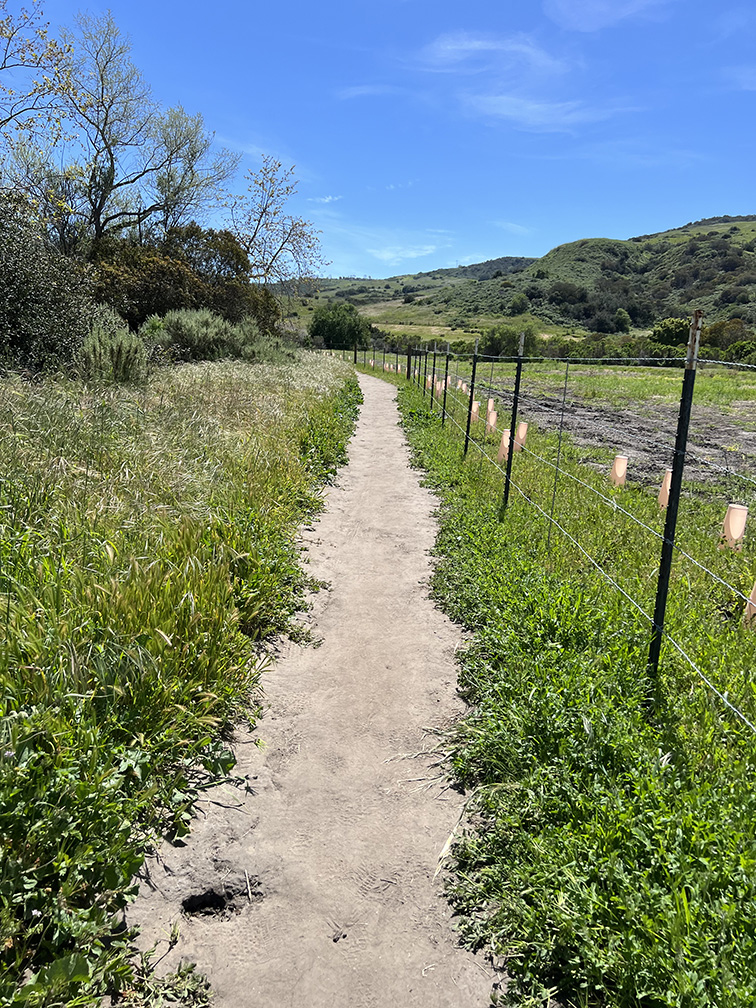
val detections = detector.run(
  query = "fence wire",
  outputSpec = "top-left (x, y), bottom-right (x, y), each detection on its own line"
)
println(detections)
top-left (344, 346), bottom-right (756, 735)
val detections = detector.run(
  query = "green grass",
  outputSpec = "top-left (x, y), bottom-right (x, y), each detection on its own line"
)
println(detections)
top-left (0, 355), bottom-right (361, 1006)
top-left (444, 358), bottom-right (756, 411)
top-left (360, 360), bottom-right (756, 1006)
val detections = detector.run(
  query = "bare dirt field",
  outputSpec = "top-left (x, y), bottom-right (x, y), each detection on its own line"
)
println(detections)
top-left (128, 373), bottom-right (497, 1007)
top-left (473, 377), bottom-right (756, 491)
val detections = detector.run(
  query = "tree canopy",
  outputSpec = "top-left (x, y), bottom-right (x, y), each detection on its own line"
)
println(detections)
top-left (308, 302), bottom-right (371, 348)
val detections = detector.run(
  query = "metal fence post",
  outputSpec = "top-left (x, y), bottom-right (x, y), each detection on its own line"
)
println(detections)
top-left (422, 350), bottom-right (428, 396)
top-left (430, 349), bottom-right (437, 408)
top-left (353, 342), bottom-right (357, 364)
top-left (463, 341), bottom-right (479, 456)
top-left (647, 311), bottom-right (703, 693)
top-left (441, 351), bottom-right (450, 426)
top-left (500, 332), bottom-right (526, 516)
top-left (406, 348), bottom-right (412, 381)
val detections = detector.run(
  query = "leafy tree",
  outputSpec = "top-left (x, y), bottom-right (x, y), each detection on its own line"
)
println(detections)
top-left (160, 222), bottom-right (259, 323)
top-left (308, 302), bottom-right (370, 348)
top-left (703, 317), bottom-right (752, 348)
top-left (0, 0), bottom-right (70, 138)
top-left (509, 292), bottom-right (529, 315)
top-left (479, 323), bottom-right (537, 357)
top-left (91, 241), bottom-right (198, 329)
top-left (728, 340), bottom-right (756, 363)
top-left (650, 317), bottom-right (690, 347)
top-left (614, 308), bottom-right (632, 333)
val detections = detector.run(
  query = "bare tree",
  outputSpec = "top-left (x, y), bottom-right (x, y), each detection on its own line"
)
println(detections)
top-left (7, 10), bottom-right (239, 252)
top-left (229, 156), bottom-right (327, 291)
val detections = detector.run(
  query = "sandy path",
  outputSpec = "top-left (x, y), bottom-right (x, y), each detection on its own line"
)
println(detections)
top-left (129, 373), bottom-right (496, 1007)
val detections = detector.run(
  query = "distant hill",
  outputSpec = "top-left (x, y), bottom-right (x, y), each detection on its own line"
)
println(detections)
top-left (308, 216), bottom-right (756, 339)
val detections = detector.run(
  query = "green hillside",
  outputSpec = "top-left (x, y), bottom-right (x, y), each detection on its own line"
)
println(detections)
top-left (301, 215), bottom-right (756, 344)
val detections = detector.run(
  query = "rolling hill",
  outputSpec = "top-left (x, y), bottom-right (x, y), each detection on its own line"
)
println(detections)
top-left (301, 215), bottom-right (756, 344)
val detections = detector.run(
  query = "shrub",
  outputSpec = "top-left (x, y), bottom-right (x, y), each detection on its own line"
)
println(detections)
top-left (77, 309), bottom-right (148, 382)
top-left (0, 198), bottom-right (94, 367)
top-left (156, 308), bottom-right (240, 362)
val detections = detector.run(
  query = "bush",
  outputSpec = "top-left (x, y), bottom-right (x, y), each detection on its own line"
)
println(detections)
top-left (0, 198), bottom-right (94, 367)
top-left (77, 308), bottom-right (148, 382)
top-left (156, 308), bottom-right (240, 362)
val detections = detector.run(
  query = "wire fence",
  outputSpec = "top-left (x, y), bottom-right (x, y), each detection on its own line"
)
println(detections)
top-left (324, 333), bottom-right (756, 734)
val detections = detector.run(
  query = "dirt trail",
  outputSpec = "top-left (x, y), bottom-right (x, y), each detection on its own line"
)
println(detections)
top-left (129, 373), bottom-right (496, 1007)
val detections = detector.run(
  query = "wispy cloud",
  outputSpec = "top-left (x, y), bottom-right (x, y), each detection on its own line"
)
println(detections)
top-left (543, 0), bottom-right (672, 32)
top-left (413, 30), bottom-right (619, 133)
top-left (492, 220), bottom-right (533, 235)
top-left (541, 136), bottom-right (706, 168)
top-left (309, 195), bottom-right (343, 203)
top-left (366, 244), bottom-right (439, 265)
top-left (419, 31), bottom-right (567, 75)
top-left (337, 84), bottom-right (402, 100)
top-left (464, 93), bottom-right (618, 130)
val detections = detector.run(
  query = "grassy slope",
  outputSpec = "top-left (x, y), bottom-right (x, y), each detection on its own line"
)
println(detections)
top-left (360, 363), bottom-right (756, 1006)
top-left (0, 356), bottom-right (361, 1006)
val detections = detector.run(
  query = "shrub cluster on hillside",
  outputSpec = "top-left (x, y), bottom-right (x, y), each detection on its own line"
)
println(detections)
top-left (417, 226), bottom-right (756, 334)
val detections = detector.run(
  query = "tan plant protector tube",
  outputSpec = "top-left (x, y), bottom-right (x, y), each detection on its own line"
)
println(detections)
top-left (471, 401), bottom-right (480, 422)
top-left (514, 421), bottom-right (529, 452)
top-left (497, 431), bottom-right (510, 463)
top-left (610, 455), bottom-right (628, 486)
top-left (486, 410), bottom-right (497, 435)
top-left (720, 503), bottom-right (748, 551)
top-left (658, 468), bottom-right (673, 509)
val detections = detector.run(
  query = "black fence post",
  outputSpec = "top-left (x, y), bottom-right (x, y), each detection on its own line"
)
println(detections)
top-left (353, 342), bottom-right (357, 365)
top-left (430, 349), bottom-right (437, 408)
top-left (406, 348), bottom-right (412, 381)
top-left (647, 311), bottom-right (703, 695)
top-left (463, 342), bottom-right (479, 456)
top-left (422, 350), bottom-right (428, 396)
top-left (500, 332), bottom-right (526, 516)
top-left (441, 351), bottom-right (450, 426)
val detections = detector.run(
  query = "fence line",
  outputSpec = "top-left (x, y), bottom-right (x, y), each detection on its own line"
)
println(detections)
top-left (332, 338), bottom-right (756, 734)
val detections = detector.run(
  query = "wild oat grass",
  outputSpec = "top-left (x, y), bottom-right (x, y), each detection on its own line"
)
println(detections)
top-left (0, 355), bottom-right (361, 1006)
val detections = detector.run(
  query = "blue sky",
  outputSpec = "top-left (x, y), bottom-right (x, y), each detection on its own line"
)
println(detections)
top-left (40, 0), bottom-right (756, 277)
